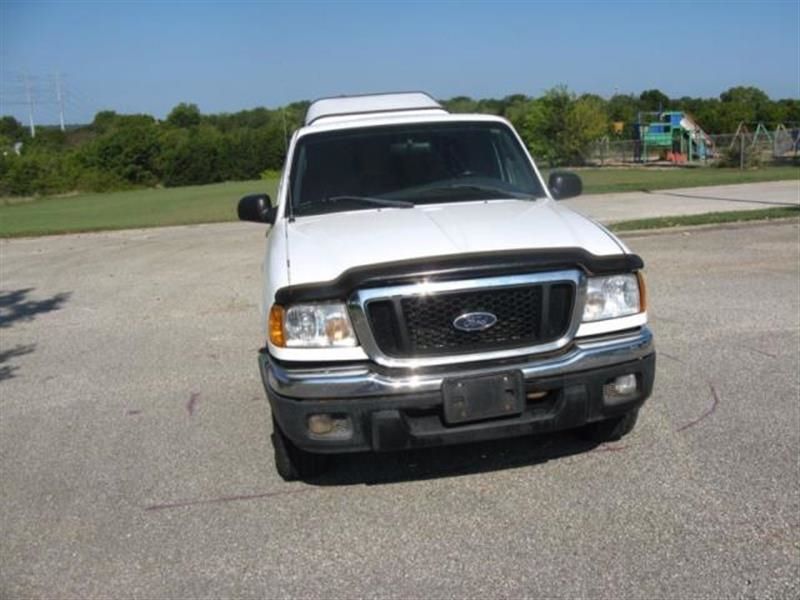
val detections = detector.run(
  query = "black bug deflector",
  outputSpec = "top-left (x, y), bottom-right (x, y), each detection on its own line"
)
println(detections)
top-left (275, 248), bottom-right (644, 304)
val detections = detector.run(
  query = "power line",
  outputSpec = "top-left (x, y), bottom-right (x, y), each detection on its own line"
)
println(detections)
top-left (1, 71), bottom-right (102, 127)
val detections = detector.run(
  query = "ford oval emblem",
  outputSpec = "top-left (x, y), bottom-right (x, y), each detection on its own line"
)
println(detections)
top-left (453, 311), bottom-right (498, 332)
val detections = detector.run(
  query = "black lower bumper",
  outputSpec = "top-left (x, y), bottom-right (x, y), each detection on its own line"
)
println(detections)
top-left (265, 352), bottom-right (656, 454)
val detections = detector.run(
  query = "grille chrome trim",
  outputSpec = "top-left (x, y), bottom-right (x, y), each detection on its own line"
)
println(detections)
top-left (348, 270), bottom-right (586, 368)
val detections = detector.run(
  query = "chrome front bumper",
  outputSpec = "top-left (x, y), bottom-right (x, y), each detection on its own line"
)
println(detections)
top-left (264, 326), bottom-right (654, 399)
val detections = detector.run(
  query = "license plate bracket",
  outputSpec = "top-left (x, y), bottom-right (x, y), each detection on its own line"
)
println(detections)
top-left (442, 371), bottom-right (525, 425)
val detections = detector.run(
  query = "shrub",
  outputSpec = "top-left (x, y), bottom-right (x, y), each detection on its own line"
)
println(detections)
top-left (79, 115), bottom-right (161, 185)
top-left (75, 168), bottom-right (131, 192)
top-left (0, 151), bottom-right (78, 195)
top-left (717, 141), bottom-right (763, 168)
top-left (260, 169), bottom-right (281, 181)
top-left (160, 125), bottom-right (225, 186)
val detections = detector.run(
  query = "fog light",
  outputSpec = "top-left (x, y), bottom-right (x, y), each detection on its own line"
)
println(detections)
top-left (307, 414), bottom-right (352, 439)
top-left (308, 414), bottom-right (334, 435)
top-left (603, 374), bottom-right (638, 403)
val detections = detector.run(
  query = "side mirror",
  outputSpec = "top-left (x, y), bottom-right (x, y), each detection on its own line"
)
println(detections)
top-left (238, 194), bottom-right (274, 224)
top-left (548, 172), bottom-right (583, 200)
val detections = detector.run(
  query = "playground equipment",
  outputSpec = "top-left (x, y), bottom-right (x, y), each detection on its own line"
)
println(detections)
top-left (773, 124), bottom-right (800, 157)
top-left (589, 120), bottom-right (798, 166)
top-left (636, 111), bottom-right (714, 163)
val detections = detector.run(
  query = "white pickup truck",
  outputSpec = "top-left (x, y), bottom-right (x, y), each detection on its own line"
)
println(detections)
top-left (238, 92), bottom-right (655, 480)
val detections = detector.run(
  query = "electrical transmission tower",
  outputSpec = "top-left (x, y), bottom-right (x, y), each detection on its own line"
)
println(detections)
top-left (2, 71), bottom-right (93, 133)
top-left (23, 72), bottom-right (36, 137)
top-left (55, 73), bottom-right (66, 132)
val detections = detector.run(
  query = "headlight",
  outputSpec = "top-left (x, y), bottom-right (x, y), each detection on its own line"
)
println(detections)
top-left (582, 274), bottom-right (642, 322)
top-left (269, 303), bottom-right (357, 348)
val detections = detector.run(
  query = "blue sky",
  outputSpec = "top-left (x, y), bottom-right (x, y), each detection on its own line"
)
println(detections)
top-left (1, 1), bottom-right (798, 124)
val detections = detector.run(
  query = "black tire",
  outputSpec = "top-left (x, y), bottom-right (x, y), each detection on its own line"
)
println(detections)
top-left (271, 418), bottom-right (330, 481)
top-left (578, 409), bottom-right (639, 443)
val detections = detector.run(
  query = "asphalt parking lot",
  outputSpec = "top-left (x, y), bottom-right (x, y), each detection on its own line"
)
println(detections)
top-left (1, 219), bottom-right (798, 598)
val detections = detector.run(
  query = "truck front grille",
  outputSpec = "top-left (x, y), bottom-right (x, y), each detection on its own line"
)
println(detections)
top-left (365, 281), bottom-right (574, 358)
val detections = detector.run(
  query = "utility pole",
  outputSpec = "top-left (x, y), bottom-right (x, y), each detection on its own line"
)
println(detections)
top-left (55, 73), bottom-right (65, 132)
top-left (23, 72), bottom-right (36, 137)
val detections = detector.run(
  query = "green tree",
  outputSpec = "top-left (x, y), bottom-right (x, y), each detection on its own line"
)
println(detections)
top-left (223, 125), bottom-right (284, 180)
top-left (442, 96), bottom-right (479, 114)
top-left (607, 94), bottom-right (639, 135)
top-left (92, 110), bottom-right (119, 133)
top-left (80, 115), bottom-right (161, 185)
top-left (160, 125), bottom-right (225, 186)
top-left (539, 86), bottom-right (573, 166)
top-left (0, 116), bottom-right (24, 141)
top-left (778, 99), bottom-right (800, 124)
top-left (475, 98), bottom-right (505, 115)
top-left (502, 94), bottom-right (529, 107)
top-left (716, 86), bottom-right (774, 130)
top-left (562, 96), bottom-right (609, 164)
top-left (507, 98), bottom-right (556, 164)
top-left (639, 89), bottom-right (670, 112)
top-left (166, 103), bottom-right (202, 128)
top-left (0, 150), bottom-right (81, 195)
top-left (719, 86), bottom-right (769, 106)
top-left (506, 86), bottom-right (581, 166)
top-left (3, 87), bottom-right (797, 197)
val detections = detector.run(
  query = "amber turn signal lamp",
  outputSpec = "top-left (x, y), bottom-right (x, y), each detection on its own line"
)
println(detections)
top-left (637, 271), bottom-right (648, 313)
top-left (269, 305), bottom-right (286, 347)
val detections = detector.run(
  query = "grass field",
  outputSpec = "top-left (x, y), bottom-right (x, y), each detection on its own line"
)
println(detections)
top-left (0, 166), bottom-right (797, 237)
top-left (564, 165), bottom-right (799, 194)
top-left (0, 180), bottom-right (277, 238)
top-left (609, 206), bottom-right (800, 231)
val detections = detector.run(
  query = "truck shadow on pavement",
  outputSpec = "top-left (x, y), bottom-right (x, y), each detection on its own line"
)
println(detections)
top-left (0, 288), bottom-right (71, 382)
top-left (307, 431), bottom-right (602, 487)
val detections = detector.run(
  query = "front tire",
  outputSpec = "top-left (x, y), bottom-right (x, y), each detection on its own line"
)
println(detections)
top-left (578, 409), bottom-right (639, 443)
top-left (271, 418), bottom-right (330, 481)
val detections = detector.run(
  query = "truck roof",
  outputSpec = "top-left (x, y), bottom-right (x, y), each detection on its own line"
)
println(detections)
top-left (304, 92), bottom-right (446, 126)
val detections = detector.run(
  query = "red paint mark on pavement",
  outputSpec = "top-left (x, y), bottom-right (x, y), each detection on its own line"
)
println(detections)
top-left (588, 348), bottom-right (722, 454)
top-left (187, 392), bottom-right (199, 416)
top-left (675, 382), bottom-right (720, 432)
top-left (655, 350), bottom-right (722, 432)
top-left (145, 488), bottom-right (312, 511)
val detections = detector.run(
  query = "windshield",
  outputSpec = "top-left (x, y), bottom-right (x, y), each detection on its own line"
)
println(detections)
top-left (289, 121), bottom-right (545, 217)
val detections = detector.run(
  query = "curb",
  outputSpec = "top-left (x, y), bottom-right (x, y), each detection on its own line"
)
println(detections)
top-left (614, 216), bottom-right (800, 238)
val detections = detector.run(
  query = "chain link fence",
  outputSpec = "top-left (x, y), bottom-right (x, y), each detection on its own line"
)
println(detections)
top-left (585, 127), bottom-right (800, 167)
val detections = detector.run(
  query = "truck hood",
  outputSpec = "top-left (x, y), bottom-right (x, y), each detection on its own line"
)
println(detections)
top-left (285, 199), bottom-right (624, 286)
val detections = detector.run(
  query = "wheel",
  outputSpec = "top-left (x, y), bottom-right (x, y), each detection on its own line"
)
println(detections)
top-left (578, 409), bottom-right (639, 443)
top-left (271, 418), bottom-right (330, 481)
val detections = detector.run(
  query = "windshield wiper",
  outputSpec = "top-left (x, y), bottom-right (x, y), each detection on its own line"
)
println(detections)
top-left (433, 183), bottom-right (539, 199)
top-left (325, 195), bottom-right (414, 209)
